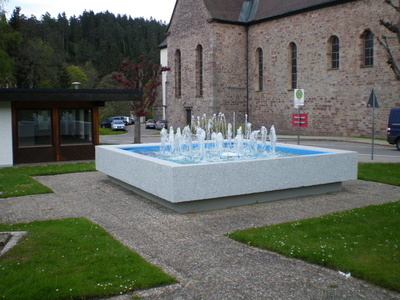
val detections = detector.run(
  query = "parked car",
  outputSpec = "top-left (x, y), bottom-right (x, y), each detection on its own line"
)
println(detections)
top-left (145, 119), bottom-right (156, 129)
top-left (387, 108), bottom-right (400, 150)
top-left (155, 120), bottom-right (168, 129)
top-left (123, 116), bottom-right (135, 125)
top-left (111, 119), bottom-right (126, 131)
top-left (100, 116), bottom-right (123, 128)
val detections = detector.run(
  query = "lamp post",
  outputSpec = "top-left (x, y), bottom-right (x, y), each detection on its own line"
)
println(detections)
top-left (71, 82), bottom-right (81, 89)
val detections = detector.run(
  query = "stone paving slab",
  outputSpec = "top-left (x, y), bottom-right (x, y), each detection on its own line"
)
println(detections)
top-left (0, 171), bottom-right (400, 299)
top-left (0, 233), bottom-right (11, 246)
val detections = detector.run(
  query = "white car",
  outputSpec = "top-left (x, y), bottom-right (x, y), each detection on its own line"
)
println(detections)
top-left (111, 119), bottom-right (126, 131)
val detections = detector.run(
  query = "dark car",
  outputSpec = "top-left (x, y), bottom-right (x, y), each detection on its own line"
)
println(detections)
top-left (155, 120), bottom-right (168, 129)
top-left (387, 108), bottom-right (400, 150)
top-left (100, 116), bottom-right (124, 128)
top-left (145, 119), bottom-right (156, 129)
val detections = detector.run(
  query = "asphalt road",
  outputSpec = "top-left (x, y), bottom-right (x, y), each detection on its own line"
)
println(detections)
top-left (282, 139), bottom-right (400, 163)
top-left (100, 124), bottom-right (400, 163)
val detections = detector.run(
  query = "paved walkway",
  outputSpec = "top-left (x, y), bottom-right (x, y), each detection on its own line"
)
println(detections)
top-left (1, 172), bottom-right (400, 299)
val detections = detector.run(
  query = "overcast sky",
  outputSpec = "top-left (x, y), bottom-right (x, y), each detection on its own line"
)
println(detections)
top-left (4, 0), bottom-right (176, 22)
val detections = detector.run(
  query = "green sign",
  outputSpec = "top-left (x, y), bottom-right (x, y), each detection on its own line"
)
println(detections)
top-left (294, 89), bottom-right (304, 108)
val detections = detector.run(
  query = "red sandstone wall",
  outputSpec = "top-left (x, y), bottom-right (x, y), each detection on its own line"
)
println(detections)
top-left (166, 0), bottom-right (399, 137)
top-left (248, 0), bottom-right (399, 137)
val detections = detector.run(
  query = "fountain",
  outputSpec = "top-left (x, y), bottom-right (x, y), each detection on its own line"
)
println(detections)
top-left (96, 114), bottom-right (358, 213)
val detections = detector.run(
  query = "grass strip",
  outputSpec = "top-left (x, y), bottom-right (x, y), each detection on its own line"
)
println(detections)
top-left (358, 162), bottom-right (400, 186)
top-left (226, 201), bottom-right (400, 291)
top-left (0, 162), bottom-right (95, 198)
top-left (99, 127), bottom-right (128, 135)
top-left (0, 218), bottom-right (177, 299)
top-left (1, 161), bottom-right (397, 199)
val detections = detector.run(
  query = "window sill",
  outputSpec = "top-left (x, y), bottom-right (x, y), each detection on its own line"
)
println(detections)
top-left (60, 143), bottom-right (93, 146)
top-left (18, 145), bottom-right (52, 149)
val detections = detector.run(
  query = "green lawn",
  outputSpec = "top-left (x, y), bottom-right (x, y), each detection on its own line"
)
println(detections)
top-left (227, 162), bottom-right (400, 292)
top-left (0, 162), bottom-right (96, 198)
top-left (358, 162), bottom-right (400, 186)
top-left (226, 201), bottom-right (400, 291)
top-left (0, 218), bottom-right (177, 299)
top-left (1, 161), bottom-right (399, 296)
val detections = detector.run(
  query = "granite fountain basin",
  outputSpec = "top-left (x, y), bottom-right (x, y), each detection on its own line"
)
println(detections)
top-left (95, 143), bottom-right (358, 213)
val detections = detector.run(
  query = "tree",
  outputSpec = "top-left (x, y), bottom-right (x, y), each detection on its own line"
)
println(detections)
top-left (377, 0), bottom-right (400, 80)
top-left (56, 64), bottom-right (71, 88)
top-left (67, 65), bottom-right (88, 87)
top-left (14, 38), bottom-right (55, 88)
top-left (0, 14), bottom-right (22, 87)
top-left (81, 61), bottom-right (99, 88)
top-left (112, 56), bottom-right (169, 143)
top-left (4, 9), bottom-right (167, 89)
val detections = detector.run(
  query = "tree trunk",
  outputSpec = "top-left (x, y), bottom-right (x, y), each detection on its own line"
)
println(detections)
top-left (134, 120), bottom-right (141, 143)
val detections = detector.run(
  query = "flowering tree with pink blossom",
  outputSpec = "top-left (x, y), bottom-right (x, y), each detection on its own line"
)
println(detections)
top-left (112, 56), bottom-right (169, 143)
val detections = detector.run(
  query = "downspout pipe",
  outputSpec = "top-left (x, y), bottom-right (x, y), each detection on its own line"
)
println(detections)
top-left (246, 25), bottom-right (249, 119)
top-left (239, 0), bottom-right (258, 120)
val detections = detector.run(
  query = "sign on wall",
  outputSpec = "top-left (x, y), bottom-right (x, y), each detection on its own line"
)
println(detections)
top-left (294, 89), bottom-right (304, 108)
top-left (292, 113), bottom-right (308, 127)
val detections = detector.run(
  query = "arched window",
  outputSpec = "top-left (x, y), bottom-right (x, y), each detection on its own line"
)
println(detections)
top-left (289, 42), bottom-right (297, 90)
top-left (256, 48), bottom-right (263, 91)
top-left (175, 49), bottom-right (182, 97)
top-left (363, 30), bottom-right (374, 67)
top-left (196, 45), bottom-right (203, 96)
top-left (330, 36), bottom-right (340, 69)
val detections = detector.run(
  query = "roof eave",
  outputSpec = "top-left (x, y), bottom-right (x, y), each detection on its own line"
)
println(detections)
top-left (0, 89), bottom-right (143, 102)
top-left (249, 0), bottom-right (357, 25)
top-left (207, 18), bottom-right (247, 26)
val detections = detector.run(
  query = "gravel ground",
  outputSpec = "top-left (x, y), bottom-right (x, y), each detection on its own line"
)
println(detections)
top-left (1, 171), bottom-right (399, 299)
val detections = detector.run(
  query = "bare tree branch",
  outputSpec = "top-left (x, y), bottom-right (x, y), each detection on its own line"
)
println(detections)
top-left (378, 0), bottom-right (400, 80)
top-left (377, 35), bottom-right (400, 80)
top-left (379, 19), bottom-right (400, 42)
top-left (384, 0), bottom-right (400, 13)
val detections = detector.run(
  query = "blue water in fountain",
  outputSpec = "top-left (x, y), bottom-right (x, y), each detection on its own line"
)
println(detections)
top-left (119, 115), bottom-right (329, 165)
top-left (121, 142), bottom-right (328, 165)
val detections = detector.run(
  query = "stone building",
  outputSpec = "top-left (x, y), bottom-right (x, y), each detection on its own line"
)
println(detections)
top-left (159, 0), bottom-right (399, 137)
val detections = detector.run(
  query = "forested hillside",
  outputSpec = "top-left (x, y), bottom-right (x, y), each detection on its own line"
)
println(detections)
top-left (0, 7), bottom-right (167, 89)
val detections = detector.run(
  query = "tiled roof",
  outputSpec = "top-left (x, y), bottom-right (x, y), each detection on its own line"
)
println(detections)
top-left (203, 0), bottom-right (349, 23)
top-left (203, 0), bottom-right (245, 22)
top-left (254, 0), bottom-right (346, 21)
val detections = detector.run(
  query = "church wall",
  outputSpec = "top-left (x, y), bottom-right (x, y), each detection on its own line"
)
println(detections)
top-left (209, 23), bottom-right (248, 125)
top-left (247, 0), bottom-right (399, 137)
top-left (166, 0), bottom-right (249, 128)
top-left (166, 0), bottom-right (214, 128)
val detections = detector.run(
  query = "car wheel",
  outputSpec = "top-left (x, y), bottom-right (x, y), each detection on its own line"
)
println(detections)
top-left (396, 139), bottom-right (400, 151)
